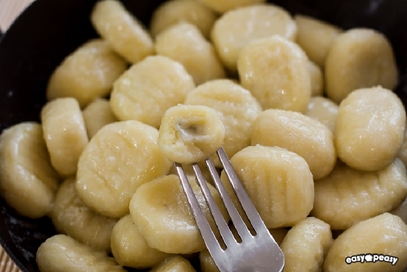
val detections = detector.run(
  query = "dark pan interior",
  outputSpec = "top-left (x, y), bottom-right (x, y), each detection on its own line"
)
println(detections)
top-left (0, 0), bottom-right (406, 271)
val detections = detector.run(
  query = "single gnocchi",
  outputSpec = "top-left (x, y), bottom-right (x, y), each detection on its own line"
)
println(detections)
top-left (155, 22), bottom-right (225, 85)
top-left (221, 145), bottom-right (314, 228)
top-left (312, 159), bottom-right (407, 230)
top-left (110, 55), bottom-right (195, 128)
top-left (184, 79), bottom-right (262, 166)
top-left (110, 214), bottom-right (171, 268)
top-left (158, 104), bottom-right (225, 164)
top-left (91, 0), bottom-right (154, 63)
top-left (305, 96), bottom-right (338, 132)
top-left (335, 86), bottom-right (406, 171)
top-left (325, 28), bottom-right (398, 103)
top-left (150, 0), bottom-right (217, 39)
top-left (211, 4), bottom-right (296, 72)
top-left (76, 120), bottom-right (172, 218)
top-left (238, 36), bottom-right (311, 112)
top-left (0, 122), bottom-right (59, 218)
top-left (49, 177), bottom-right (118, 253)
top-left (150, 256), bottom-right (196, 272)
top-left (280, 217), bottom-right (333, 272)
top-left (36, 234), bottom-right (125, 272)
top-left (46, 39), bottom-right (127, 108)
top-left (294, 14), bottom-right (343, 67)
top-left (82, 98), bottom-right (118, 138)
top-left (197, 0), bottom-right (267, 13)
top-left (129, 174), bottom-right (228, 254)
top-left (41, 97), bottom-right (89, 177)
top-left (251, 109), bottom-right (336, 180)
top-left (324, 213), bottom-right (407, 272)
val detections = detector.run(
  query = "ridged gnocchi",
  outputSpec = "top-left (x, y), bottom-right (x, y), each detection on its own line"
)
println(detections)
top-left (41, 97), bottom-right (89, 177)
top-left (238, 36), bottom-right (310, 112)
top-left (110, 214), bottom-right (171, 268)
top-left (185, 79), bottom-right (262, 166)
top-left (76, 120), bottom-right (172, 218)
top-left (312, 159), bottom-right (407, 230)
top-left (251, 109), bottom-right (336, 180)
top-left (155, 22), bottom-right (225, 85)
top-left (49, 177), bottom-right (117, 253)
top-left (212, 4), bottom-right (296, 72)
top-left (46, 39), bottom-right (127, 108)
top-left (158, 104), bottom-right (225, 164)
top-left (91, 0), bottom-right (154, 63)
top-left (221, 145), bottom-right (314, 228)
top-left (36, 234), bottom-right (125, 272)
top-left (110, 55), bottom-right (195, 128)
top-left (0, 123), bottom-right (59, 218)
top-left (150, 0), bottom-right (217, 39)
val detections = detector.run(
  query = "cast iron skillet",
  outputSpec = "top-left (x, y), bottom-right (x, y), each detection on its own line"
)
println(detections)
top-left (0, 0), bottom-right (407, 271)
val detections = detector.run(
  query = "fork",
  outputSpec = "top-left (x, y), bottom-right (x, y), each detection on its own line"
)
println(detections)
top-left (175, 147), bottom-right (285, 272)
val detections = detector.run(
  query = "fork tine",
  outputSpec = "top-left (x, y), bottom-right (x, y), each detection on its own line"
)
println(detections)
top-left (174, 163), bottom-right (222, 252)
top-left (205, 157), bottom-right (253, 240)
top-left (216, 147), bottom-right (268, 232)
top-left (191, 163), bottom-right (237, 248)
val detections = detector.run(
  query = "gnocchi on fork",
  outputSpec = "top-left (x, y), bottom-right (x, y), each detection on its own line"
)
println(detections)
top-left (175, 147), bottom-right (285, 272)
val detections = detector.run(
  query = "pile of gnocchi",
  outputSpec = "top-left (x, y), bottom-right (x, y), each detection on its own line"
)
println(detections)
top-left (0, 0), bottom-right (407, 271)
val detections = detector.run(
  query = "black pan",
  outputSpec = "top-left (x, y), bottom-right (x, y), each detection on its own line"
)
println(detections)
top-left (0, 0), bottom-right (407, 271)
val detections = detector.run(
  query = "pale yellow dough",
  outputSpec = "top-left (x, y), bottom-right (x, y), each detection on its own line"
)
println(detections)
top-left (76, 120), bottom-right (172, 218)
top-left (110, 55), bottom-right (195, 128)
top-left (294, 14), bottom-right (343, 67)
top-left (91, 0), bottom-right (154, 63)
top-left (324, 213), bottom-right (407, 272)
top-left (41, 97), bottom-right (89, 177)
top-left (280, 217), bottom-right (333, 272)
top-left (238, 36), bottom-right (311, 112)
top-left (150, 0), bottom-right (217, 39)
top-left (212, 4), bottom-right (296, 72)
top-left (0, 122), bottom-right (59, 218)
top-left (325, 28), bottom-right (398, 103)
top-left (158, 104), bottom-right (225, 164)
top-left (155, 22), bottom-right (225, 85)
top-left (185, 79), bottom-right (262, 166)
top-left (312, 159), bottom-right (407, 230)
top-left (335, 86), bottom-right (406, 171)
top-left (150, 256), bottom-right (196, 272)
top-left (251, 109), bottom-right (336, 180)
top-left (49, 177), bottom-right (118, 253)
top-left (46, 39), bottom-right (127, 108)
top-left (221, 145), bottom-right (314, 228)
top-left (110, 214), bottom-right (171, 269)
top-left (305, 96), bottom-right (338, 132)
top-left (198, 0), bottom-right (266, 13)
top-left (129, 174), bottom-right (228, 254)
top-left (82, 98), bottom-right (118, 138)
top-left (36, 234), bottom-right (125, 272)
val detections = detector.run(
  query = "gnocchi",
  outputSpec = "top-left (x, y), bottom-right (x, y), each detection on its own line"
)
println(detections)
top-left (211, 4), bottom-right (296, 72)
top-left (110, 55), bottom-right (195, 128)
top-left (335, 86), bottom-right (406, 171)
top-left (91, 0), bottom-right (154, 63)
top-left (158, 104), bottom-right (225, 164)
top-left (76, 120), bottom-right (172, 218)
top-left (238, 35), bottom-right (311, 112)
top-left (0, 0), bottom-right (406, 271)
top-left (325, 28), bottom-right (398, 103)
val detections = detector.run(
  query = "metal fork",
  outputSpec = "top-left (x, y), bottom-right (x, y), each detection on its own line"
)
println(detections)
top-left (175, 147), bottom-right (285, 272)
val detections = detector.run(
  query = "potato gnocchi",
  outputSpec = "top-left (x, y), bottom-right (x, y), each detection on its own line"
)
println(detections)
top-left (0, 0), bottom-right (406, 271)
